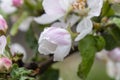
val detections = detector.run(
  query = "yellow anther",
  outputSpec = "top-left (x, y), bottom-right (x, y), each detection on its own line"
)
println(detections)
top-left (72, 0), bottom-right (86, 10)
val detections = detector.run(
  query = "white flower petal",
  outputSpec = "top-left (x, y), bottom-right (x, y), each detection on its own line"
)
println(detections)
top-left (43, 0), bottom-right (65, 15)
top-left (0, 36), bottom-right (7, 54)
top-left (116, 62), bottom-right (120, 80)
top-left (96, 49), bottom-right (108, 60)
top-left (75, 18), bottom-right (93, 41)
top-left (87, 0), bottom-right (103, 18)
top-left (10, 43), bottom-right (27, 62)
top-left (53, 43), bottom-right (71, 61)
top-left (59, 0), bottom-right (74, 11)
top-left (67, 14), bottom-right (80, 26)
top-left (51, 22), bottom-right (67, 28)
top-left (58, 14), bottom-right (80, 28)
top-left (34, 14), bottom-right (64, 24)
top-left (0, 5), bottom-right (17, 14)
top-left (38, 27), bottom-right (72, 61)
top-left (19, 17), bottom-right (33, 32)
top-left (0, 0), bottom-right (17, 14)
top-left (38, 39), bottom-right (57, 55)
top-left (106, 60), bottom-right (115, 78)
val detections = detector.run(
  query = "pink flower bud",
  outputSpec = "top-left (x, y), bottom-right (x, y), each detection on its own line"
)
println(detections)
top-left (0, 15), bottom-right (8, 33)
top-left (38, 26), bottom-right (71, 61)
top-left (108, 48), bottom-right (120, 62)
top-left (0, 57), bottom-right (12, 70)
top-left (12, 0), bottom-right (23, 7)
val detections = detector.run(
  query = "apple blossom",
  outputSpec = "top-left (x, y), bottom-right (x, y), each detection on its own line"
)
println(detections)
top-left (75, 0), bottom-right (103, 41)
top-left (34, 0), bottom-right (103, 41)
top-left (10, 43), bottom-right (27, 62)
top-left (38, 26), bottom-right (72, 61)
top-left (0, 35), bottom-right (7, 54)
top-left (0, 15), bottom-right (8, 33)
top-left (107, 48), bottom-right (120, 62)
top-left (34, 0), bottom-right (77, 24)
top-left (12, 0), bottom-right (23, 7)
top-left (0, 57), bottom-right (12, 71)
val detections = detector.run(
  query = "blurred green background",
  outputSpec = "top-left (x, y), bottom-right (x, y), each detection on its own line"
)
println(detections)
top-left (53, 53), bottom-right (113, 80)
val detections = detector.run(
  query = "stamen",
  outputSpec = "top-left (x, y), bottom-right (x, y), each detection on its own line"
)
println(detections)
top-left (72, 0), bottom-right (86, 10)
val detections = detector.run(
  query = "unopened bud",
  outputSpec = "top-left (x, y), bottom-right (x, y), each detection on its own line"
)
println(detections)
top-left (12, 0), bottom-right (23, 7)
top-left (0, 15), bottom-right (8, 33)
top-left (0, 57), bottom-right (12, 71)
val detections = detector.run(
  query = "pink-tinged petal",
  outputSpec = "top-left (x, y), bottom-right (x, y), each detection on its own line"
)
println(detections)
top-left (38, 26), bottom-right (72, 61)
top-left (19, 17), bottom-right (33, 32)
top-left (0, 15), bottom-right (8, 32)
top-left (12, 0), bottom-right (23, 7)
top-left (43, 0), bottom-right (65, 15)
top-left (42, 27), bottom-right (71, 45)
top-left (75, 18), bottom-right (93, 41)
top-left (108, 48), bottom-right (120, 62)
top-left (34, 14), bottom-right (64, 24)
top-left (0, 35), bottom-right (7, 54)
top-left (0, 57), bottom-right (12, 70)
top-left (87, 0), bottom-right (103, 18)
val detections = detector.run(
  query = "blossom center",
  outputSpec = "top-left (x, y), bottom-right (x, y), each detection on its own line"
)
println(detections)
top-left (72, 0), bottom-right (86, 10)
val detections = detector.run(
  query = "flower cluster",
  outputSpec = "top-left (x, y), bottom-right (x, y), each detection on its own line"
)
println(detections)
top-left (0, 15), bottom-right (12, 71)
top-left (1, 0), bottom-right (120, 79)
top-left (35, 0), bottom-right (103, 61)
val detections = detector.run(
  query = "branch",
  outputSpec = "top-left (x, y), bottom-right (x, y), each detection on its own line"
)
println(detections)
top-left (24, 46), bottom-right (78, 76)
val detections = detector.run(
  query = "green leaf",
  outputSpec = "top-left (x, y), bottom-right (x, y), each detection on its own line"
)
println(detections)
top-left (94, 36), bottom-right (105, 51)
top-left (101, 1), bottom-right (114, 17)
top-left (20, 76), bottom-right (34, 80)
top-left (111, 17), bottom-right (120, 29)
top-left (10, 12), bottom-right (28, 36)
top-left (102, 26), bottom-right (120, 50)
top-left (78, 35), bottom-right (105, 79)
top-left (10, 64), bottom-right (34, 80)
top-left (40, 67), bottom-right (59, 80)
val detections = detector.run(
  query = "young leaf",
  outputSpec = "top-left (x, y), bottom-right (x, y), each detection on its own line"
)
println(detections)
top-left (78, 35), bottom-right (105, 79)
top-left (101, 1), bottom-right (114, 17)
top-left (10, 12), bottom-right (28, 36)
top-left (40, 67), bottom-right (59, 80)
top-left (95, 36), bottom-right (105, 51)
top-left (102, 26), bottom-right (120, 50)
